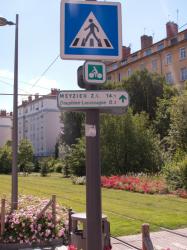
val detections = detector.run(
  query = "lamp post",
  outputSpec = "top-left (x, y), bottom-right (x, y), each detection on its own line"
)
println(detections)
top-left (0, 15), bottom-right (19, 210)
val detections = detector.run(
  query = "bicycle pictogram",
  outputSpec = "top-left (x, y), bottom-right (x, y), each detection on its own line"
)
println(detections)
top-left (89, 66), bottom-right (103, 79)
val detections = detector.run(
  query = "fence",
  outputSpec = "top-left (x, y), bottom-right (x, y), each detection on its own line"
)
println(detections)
top-left (37, 194), bottom-right (56, 227)
top-left (0, 198), bottom-right (5, 236)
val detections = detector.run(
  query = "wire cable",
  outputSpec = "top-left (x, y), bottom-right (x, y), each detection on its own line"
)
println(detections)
top-left (0, 75), bottom-right (51, 91)
top-left (31, 54), bottom-right (60, 89)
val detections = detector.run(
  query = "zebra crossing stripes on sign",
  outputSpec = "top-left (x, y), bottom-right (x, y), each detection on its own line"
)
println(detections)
top-left (71, 12), bottom-right (113, 49)
top-left (60, 0), bottom-right (122, 60)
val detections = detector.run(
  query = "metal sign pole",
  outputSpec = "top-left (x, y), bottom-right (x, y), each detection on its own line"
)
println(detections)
top-left (86, 108), bottom-right (102, 250)
top-left (85, 0), bottom-right (102, 248)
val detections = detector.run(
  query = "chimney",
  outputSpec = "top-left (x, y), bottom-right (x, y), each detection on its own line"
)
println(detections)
top-left (0, 110), bottom-right (6, 116)
top-left (28, 95), bottom-right (32, 102)
top-left (51, 88), bottom-right (59, 96)
top-left (122, 46), bottom-right (131, 59)
top-left (35, 93), bottom-right (39, 100)
top-left (141, 35), bottom-right (153, 49)
top-left (22, 100), bottom-right (28, 106)
top-left (166, 21), bottom-right (178, 38)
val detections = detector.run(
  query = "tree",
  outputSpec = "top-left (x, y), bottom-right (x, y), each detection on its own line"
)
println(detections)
top-left (100, 109), bottom-right (162, 175)
top-left (64, 138), bottom-right (86, 176)
top-left (0, 143), bottom-right (12, 174)
top-left (18, 139), bottom-right (34, 175)
top-left (103, 69), bottom-right (166, 120)
top-left (167, 90), bottom-right (187, 154)
top-left (61, 112), bottom-right (85, 146)
top-left (154, 84), bottom-right (178, 139)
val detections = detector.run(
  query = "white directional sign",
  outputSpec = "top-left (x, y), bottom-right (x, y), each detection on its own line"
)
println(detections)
top-left (60, 0), bottom-right (122, 60)
top-left (57, 90), bottom-right (129, 110)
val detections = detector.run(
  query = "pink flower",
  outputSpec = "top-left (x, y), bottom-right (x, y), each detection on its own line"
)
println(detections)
top-left (58, 228), bottom-right (65, 237)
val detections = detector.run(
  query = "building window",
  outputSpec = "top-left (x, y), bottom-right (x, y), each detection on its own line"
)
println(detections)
top-left (118, 73), bottom-right (121, 82)
top-left (121, 59), bottom-right (127, 66)
top-left (152, 59), bottom-right (157, 71)
top-left (112, 63), bottom-right (118, 70)
top-left (165, 72), bottom-right (173, 84)
top-left (170, 37), bottom-right (178, 45)
top-left (179, 47), bottom-right (186, 60)
top-left (107, 75), bottom-right (112, 81)
top-left (140, 63), bottom-right (146, 70)
top-left (180, 67), bottom-right (187, 81)
top-left (127, 68), bottom-right (132, 77)
top-left (144, 48), bottom-right (152, 56)
top-left (166, 53), bottom-right (172, 65)
top-left (157, 43), bottom-right (164, 51)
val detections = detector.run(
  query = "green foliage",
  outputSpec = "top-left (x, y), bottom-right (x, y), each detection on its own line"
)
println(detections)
top-left (121, 69), bottom-right (166, 119)
top-left (18, 139), bottom-right (34, 175)
top-left (61, 112), bottom-right (85, 146)
top-left (59, 143), bottom-right (71, 177)
top-left (164, 155), bottom-right (187, 190)
top-left (154, 85), bottom-right (178, 139)
top-left (55, 142), bottom-right (59, 159)
top-left (0, 143), bottom-right (12, 174)
top-left (39, 158), bottom-right (50, 177)
top-left (54, 161), bottom-right (64, 173)
top-left (167, 90), bottom-right (187, 153)
top-left (100, 109), bottom-right (162, 175)
top-left (64, 138), bottom-right (86, 176)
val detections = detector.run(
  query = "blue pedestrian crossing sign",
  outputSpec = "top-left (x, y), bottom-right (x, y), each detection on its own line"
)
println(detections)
top-left (60, 0), bottom-right (122, 60)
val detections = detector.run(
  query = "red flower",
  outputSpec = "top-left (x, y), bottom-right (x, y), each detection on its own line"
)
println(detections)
top-left (68, 245), bottom-right (77, 250)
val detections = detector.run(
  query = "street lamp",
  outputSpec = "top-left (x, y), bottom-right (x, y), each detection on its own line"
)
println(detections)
top-left (0, 15), bottom-right (19, 210)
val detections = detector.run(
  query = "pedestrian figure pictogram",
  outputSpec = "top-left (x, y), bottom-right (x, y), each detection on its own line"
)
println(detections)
top-left (70, 12), bottom-right (113, 49)
top-left (84, 19), bottom-right (101, 46)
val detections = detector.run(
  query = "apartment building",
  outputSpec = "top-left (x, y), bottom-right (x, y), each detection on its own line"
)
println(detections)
top-left (0, 110), bottom-right (12, 147)
top-left (107, 22), bottom-right (187, 87)
top-left (18, 89), bottom-right (62, 157)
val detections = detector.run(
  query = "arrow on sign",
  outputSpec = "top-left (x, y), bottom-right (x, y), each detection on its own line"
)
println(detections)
top-left (119, 95), bottom-right (127, 103)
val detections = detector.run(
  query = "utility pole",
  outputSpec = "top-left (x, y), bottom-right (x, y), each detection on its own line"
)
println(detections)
top-left (12, 14), bottom-right (19, 210)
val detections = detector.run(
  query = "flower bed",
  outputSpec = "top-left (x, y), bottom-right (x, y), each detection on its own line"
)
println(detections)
top-left (0, 195), bottom-right (68, 246)
top-left (101, 175), bottom-right (168, 195)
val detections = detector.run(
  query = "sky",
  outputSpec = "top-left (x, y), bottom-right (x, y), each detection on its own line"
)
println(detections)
top-left (0, 0), bottom-right (187, 112)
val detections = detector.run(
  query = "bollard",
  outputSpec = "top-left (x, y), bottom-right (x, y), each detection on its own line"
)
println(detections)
top-left (142, 223), bottom-right (154, 250)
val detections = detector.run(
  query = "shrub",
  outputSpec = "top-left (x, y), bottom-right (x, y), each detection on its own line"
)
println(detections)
top-left (164, 155), bottom-right (187, 190)
top-left (65, 138), bottom-right (86, 177)
top-left (71, 176), bottom-right (86, 185)
top-left (54, 162), bottom-right (64, 173)
top-left (0, 195), bottom-right (68, 245)
top-left (0, 144), bottom-right (12, 174)
top-left (39, 159), bottom-right (50, 177)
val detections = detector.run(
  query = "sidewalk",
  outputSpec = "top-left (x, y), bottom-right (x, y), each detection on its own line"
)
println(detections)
top-left (111, 228), bottom-right (187, 250)
top-left (18, 228), bottom-right (187, 250)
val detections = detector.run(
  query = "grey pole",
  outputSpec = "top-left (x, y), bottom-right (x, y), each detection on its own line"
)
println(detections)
top-left (85, 0), bottom-right (102, 249)
top-left (86, 108), bottom-right (102, 250)
top-left (12, 14), bottom-right (19, 210)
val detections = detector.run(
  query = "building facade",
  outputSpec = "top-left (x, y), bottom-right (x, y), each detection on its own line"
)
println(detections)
top-left (107, 22), bottom-right (187, 87)
top-left (0, 110), bottom-right (12, 147)
top-left (18, 89), bottom-right (62, 157)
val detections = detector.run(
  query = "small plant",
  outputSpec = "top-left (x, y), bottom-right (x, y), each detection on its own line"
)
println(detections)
top-left (0, 195), bottom-right (68, 245)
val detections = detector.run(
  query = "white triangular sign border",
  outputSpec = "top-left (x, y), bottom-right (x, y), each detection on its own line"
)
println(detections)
top-left (70, 12), bottom-right (113, 49)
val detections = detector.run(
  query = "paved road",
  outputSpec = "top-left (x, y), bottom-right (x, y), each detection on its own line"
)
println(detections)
top-left (18, 228), bottom-right (187, 250)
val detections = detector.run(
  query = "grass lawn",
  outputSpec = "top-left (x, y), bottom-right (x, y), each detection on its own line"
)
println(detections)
top-left (0, 174), bottom-right (187, 236)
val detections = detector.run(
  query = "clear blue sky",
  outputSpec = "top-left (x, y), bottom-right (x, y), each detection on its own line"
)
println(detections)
top-left (0, 0), bottom-right (187, 111)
